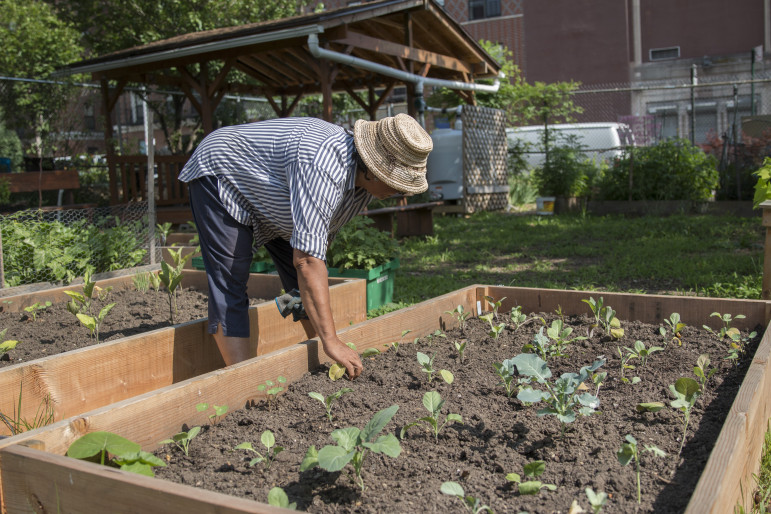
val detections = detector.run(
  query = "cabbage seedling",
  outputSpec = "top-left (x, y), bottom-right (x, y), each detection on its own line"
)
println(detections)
top-left (585, 487), bottom-right (609, 513)
top-left (454, 339), bottom-right (467, 363)
top-left (480, 313), bottom-right (506, 340)
top-left (234, 430), bottom-right (283, 470)
top-left (726, 329), bottom-right (757, 364)
top-left (693, 354), bottom-right (717, 393)
top-left (523, 327), bottom-right (560, 361)
top-left (309, 387), bottom-right (353, 421)
top-left (669, 377), bottom-right (700, 455)
top-left (445, 305), bottom-right (470, 333)
top-left (545, 319), bottom-right (587, 354)
top-left (424, 329), bottom-right (447, 346)
top-left (440, 481), bottom-right (494, 513)
top-left (257, 376), bottom-right (286, 409)
top-left (505, 460), bottom-right (557, 495)
top-left (416, 351), bottom-right (454, 384)
top-left (492, 358), bottom-right (517, 397)
top-left (617, 434), bottom-right (666, 504)
top-left (159, 426), bottom-right (201, 456)
top-left (513, 354), bottom-right (605, 437)
top-left (23, 301), bottom-right (51, 322)
top-left (510, 305), bottom-right (528, 330)
top-left (622, 340), bottom-right (664, 367)
top-left (660, 312), bottom-right (686, 345)
top-left (703, 311), bottom-right (745, 339)
top-left (67, 431), bottom-right (166, 477)
top-left (616, 346), bottom-right (641, 385)
top-left (484, 295), bottom-right (507, 321)
top-left (400, 391), bottom-right (462, 442)
top-left (599, 306), bottom-right (624, 339)
top-left (386, 329), bottom-right (412, 354)
top-left (196, 403), bottom-right (228, 425)
top-left (300, 405), bottom-right (401, 491)
top-left (267, 487), bottom-right (296, 510)
top-left (582, 296), bottom-right (605, 327)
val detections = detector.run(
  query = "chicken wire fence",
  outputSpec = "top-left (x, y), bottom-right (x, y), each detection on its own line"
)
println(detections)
top-left (0, 202), bottom-right (160, 290)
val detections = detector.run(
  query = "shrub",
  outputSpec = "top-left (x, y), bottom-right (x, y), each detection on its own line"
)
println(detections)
top-left (327, 216), bottom-right (398, 271)
top-left (599, 139), bottom-right (718, 201)
top-left (531, 136), bottom-right (600, 198)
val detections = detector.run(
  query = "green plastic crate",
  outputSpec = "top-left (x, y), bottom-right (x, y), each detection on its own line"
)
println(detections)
top-left (326, 259), bottom-right (399, 311)
top-left (191, 256), bottom-right (276, 273)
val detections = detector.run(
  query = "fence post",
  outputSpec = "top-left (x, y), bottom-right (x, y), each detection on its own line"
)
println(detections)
top-left (143, 87), bottom-right (156, 265)
top-left (762, 200), bottom-right (771, 299)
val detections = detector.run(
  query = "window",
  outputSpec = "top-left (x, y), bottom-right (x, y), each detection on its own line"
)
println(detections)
top-left (648, 105), bottom-right (678, 141)
top-left (649, 47), bottom-right (680, 61)
top-left (84, 103), bottom-right (95, 131)
top-left (469, 0), bottom-right (500, 20)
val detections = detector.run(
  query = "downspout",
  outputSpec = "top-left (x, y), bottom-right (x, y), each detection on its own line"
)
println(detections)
top-left (307, 33), bottom-right (503, 127)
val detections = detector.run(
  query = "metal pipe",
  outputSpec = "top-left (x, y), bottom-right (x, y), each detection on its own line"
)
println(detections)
top-left (306, 33), bottom-right (503, 95)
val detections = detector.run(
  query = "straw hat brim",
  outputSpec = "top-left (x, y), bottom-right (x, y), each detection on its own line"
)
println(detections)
top-left (354, 118), bottom-right (429, 195)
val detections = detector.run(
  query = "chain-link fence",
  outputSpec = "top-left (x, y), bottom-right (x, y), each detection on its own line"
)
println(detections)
top-left (0, 202), bottom-right (160, 291)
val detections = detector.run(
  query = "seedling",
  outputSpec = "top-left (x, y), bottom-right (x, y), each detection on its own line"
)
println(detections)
top-left (523, 327), bottom-right (561, 361)
top-left (585, 487), bottom-right (609, 513)
top-left (670, 377), bottom-right (700, 455)
top-left (582, 296), bottom-right (605, 327)
top-left (416, 351), bottom-right (454, 384)
top-left (257, 376), bottom-right (287, 409)
top-left (386, 329), bottom-right (412, 354)
top-left (132, 272), bottom-right (151, 293)
top-left (424, 329), bottom-right (447, 346)
top-left (309, 387), bottom-right (353, 421)
top-left (617, 346), bottom-right (641, 385)
top-left (509, 305), bottom-right (528, 330)
top-left (484, 295), bottom-right (506, 321)
top-left (591, 370), bottom-right (607, 398)
top-left (545, 318), bottom-right (587, 354)
top-left (267, 487), bottom-right (296, 510)
top-left (158, 260), bottom-right (183, 324)
top-left (726, 329), bottom-right (757, 364)
top-left (440, 482), bottom-right (494, 513)
top-left (636, 402), bottom-right (666, 413)
top-left (617, 434), bottom-right (666, 504)
top-left (156, 221), bottom-right (173, 246)
top-left (234, 430), bottom-right (283, 470)
top-left (75, 302), bottom-right (116, 343)
top-left (621, 340), bottom-right (664, 368)
top-left (505, 460), bottom-right (557, 495)
top-left (693, 354), bottom-right (717, 394)
top-left (400, 391), bottom-right (462, 442)
top-left (23, 301), bottom-right (51, 322)
top-left (0, 328), bottom-right (20, 360)
top-left (599, 305), bottom-right (624, 339)
top-left (300, 405), bottom-right (401, 491)
top-left (454, 339), bottom-right (468, 363)
top-left (703, 311), bottom-right (745, 339)
top-left (445, 305), bottom-right (470, 333)
top-left (196, 403), bottom-right (228, 425)
top-left (65, 270), bottom-right (112, 318)
top-left (513, 353), bottom-right (605, 437)
top-left (493, 358), bottom-right (517, 397)
top-left (479, 313), bottom-right (505, 340)
top-left (159, 426), bottom-right (201, 456)
top-left (660, 312), bottom-right (686, 345)
top-left (67, 431), bottom-right (166, 477)
top-left (148, 271), bottom-right (161, 292)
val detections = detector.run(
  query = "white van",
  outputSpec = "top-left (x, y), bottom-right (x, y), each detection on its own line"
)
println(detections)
top-left (506, 122), bottom-right (634, 169)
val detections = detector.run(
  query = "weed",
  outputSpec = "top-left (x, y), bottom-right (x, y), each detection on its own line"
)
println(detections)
top-left (0, 380), bottom-right (54, 435)
top-left (132, 272), bottom-right (152, 293)
top-left (400, 391), bottom-right (462, 442)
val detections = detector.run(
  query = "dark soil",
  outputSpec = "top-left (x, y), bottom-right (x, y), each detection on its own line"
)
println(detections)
top-left (0, 288), bottom-right (267, 367)
top-left (152, 313), bottom-right (762, 513)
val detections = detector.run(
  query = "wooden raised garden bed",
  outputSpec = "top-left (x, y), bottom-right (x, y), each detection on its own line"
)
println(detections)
top-left (0, 270), bottom-right (366, 440)
top-left (0, 286), bottom-right (769, 513)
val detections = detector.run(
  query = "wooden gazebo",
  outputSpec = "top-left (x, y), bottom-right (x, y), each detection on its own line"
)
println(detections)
top-left (59, 0), bottom-right (501, 222)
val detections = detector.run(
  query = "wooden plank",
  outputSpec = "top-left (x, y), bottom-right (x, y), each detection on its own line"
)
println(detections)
top-left (0, 275), bottom-right (365, 436)
top-left (1, 445), bottom-right (284, 514)
top-left (1, 285), bottom-right (768, 513)
top-left (3, 170), bottom-right (80, 193)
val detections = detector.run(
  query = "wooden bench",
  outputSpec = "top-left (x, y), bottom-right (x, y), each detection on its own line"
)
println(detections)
top-left (2, 170), bottom-right (81, 207)
top-left (360, 200), bottom-right (444, 238)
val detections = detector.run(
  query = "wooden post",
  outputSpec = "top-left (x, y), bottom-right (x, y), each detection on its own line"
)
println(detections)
top-left (762, 200), bottom-right (771, 299)
top-left (101, 78), bottom-right (118, 204)
top-left (319, 60), bottom-right (334, 122)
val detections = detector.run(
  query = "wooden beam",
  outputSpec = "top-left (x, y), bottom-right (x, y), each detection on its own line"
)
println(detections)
top-left (178, 81), bottom-right (202, 115)
top-left (283, 89), bottom-right (305, 117)
top-left (238, 56), bottom-right (290, 87)
top-left (331, 31), bottom-right (473, 74)
top-left (372, 80), bottom-right (397, 111)
top-left (104, 78), bottom-right (128, 113)
top-left (342, 82), bottom-right (371, 112)
top-left (207, 58), bottom-right (235, 98)
top-left (177, 65), bottom-right (203, 96)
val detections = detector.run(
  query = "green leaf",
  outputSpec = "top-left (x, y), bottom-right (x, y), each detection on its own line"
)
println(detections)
top-left (317, 445), bottom-right (356, 471)
top-left (299, 446), bottom-right (319, 471)
top-left (636, 402), bottom-right (666, 413)
top-left (422, 391), bottom-right (443, 414)
top-left (675, 377), bottom-right (700, 399)
top-left (260, 430), bottom-right (275, 449)
top-left (517, 388), bottom-right (547, 404)
top-left (362, 347), bottom-right (380, 358)
top-left (267, 487), bottom-right (292, 509)
top-left (523, 460), bottom-right (545, 478)
top-left (119, 461), bottom-right (155, 476)
top-left (67, 431), bottom-right (141, 460)
top-left (330, 427), bottom-right (360, 452)
top-left (364, 433), bottom-right (401, 457)
top-left (0, 340), bottom-right (19, 352)
top-left (328, 363), bottom-right (346, 381)
top-left (519, 480), bottom-right (544, 495)
top-left (447, 413), bottom-right (463, 423)
top-left (439, 369), bottom-right (454, 384)
top-left (361, 405), bottom-right (398, 443)
top-left (617, 444), bottom-right (635, 466)
top-left (308, 392), bottom-right (325, 403)
top-left (505, 473), bottom-right (521, 483)
top-left (511, 354), bottom-right (552, 382)
top-left (234, 442), bottom-right (254, 451)
top-left (76, 313), bottom-right (96, 331)
top-left (440, 481), bottom-right (465, 497)
top-left (195, 403), bottom-right (208, 412)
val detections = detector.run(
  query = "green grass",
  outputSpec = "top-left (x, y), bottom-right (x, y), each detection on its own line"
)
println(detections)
top-left (393, 211), bottom-right (763, 305)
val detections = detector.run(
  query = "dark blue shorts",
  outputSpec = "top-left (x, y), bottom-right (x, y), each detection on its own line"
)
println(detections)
top-left (188, 175), bottom-right (300, 337)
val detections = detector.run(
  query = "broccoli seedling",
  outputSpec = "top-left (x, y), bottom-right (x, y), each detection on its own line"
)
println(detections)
top-left (234, 430), bottom-right (283, 470)
top-left (703, 311), bottom-right (745, 339)
top-left (386, 329), bottom-right (412, 354)
top-left (726, 329), bottom-right (757, 364)
top-left (621, 340), bottom-right (664, 368)
top-left (416, 351), bottom-right (454, 384)
top-left (599, 305), bottom-right (624, 339)
top-left (660, 312), bottom-right (686, 345)
top-left (693, 354), bottom-right (717, 393)
top-left (523, 327), bottom-right (561, 361)
top-left (479, 313), bottom-right (506, 340)
top-left (582, 296), bottom-right (605, 327)
top-left (159, 426), bottom-right (201, 456)
top-left (309, 387), bottom-right (353, 421)
top-left (484, 295), bottom-right (507, 321)
top-left (301, 405), bottom-right (401, 491)
top-left (509, 305), bottom-right (528, 331)
top-left (616, 346), bottom-right (641, 385)
top-left (585, 487), bottom-right (609, 513)
top-left (23, 301), bottom-right (51, 322)
top-left (669, 377), bottom-right (700, 455)
top-left (267, 487), bottom-right (297, 510)
top-left (440, 482), bottom-right (494, 513)
top-left (617, 434), bottom-right (666, 504)
top-left (506, 460), bottom-right (557, 495)
top-left (545, 319), bottom-right (587, 354)
top-left (454, 339), bottom-right (468, 363)
top-left (196, 403), bottom-right (228, 425)
top-left (492, 358), bottom-right (517, 397)
top-left (445, 305), bottom-right (470, 333)
top-left (400, 391), bottom-right (462, 442)
top-left (257, 376), bottom-right (287, 409)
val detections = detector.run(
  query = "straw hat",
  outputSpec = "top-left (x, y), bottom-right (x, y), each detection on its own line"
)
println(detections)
top-left (353, 113), bottom-right (432, 194)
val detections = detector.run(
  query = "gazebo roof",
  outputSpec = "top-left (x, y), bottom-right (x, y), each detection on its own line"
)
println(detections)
top-left (60, 0), bottom-right (500, 98)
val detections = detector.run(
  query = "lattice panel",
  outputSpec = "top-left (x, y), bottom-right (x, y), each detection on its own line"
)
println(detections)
top-left (461, 105), bottom-right (509, 214)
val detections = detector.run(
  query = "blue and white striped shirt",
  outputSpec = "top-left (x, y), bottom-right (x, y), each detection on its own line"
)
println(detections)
top-left (179, 118), bottom-right (373, 261)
